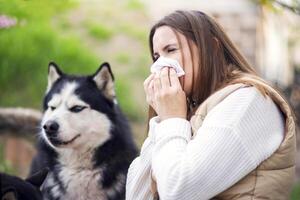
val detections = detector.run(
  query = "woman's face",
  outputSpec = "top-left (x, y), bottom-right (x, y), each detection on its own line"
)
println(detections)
top-left (152, 25), bottom-right (199, 96)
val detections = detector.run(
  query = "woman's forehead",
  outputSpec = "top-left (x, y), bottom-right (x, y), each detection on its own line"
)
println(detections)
top-left (153, 26), bottom-right (181, 50)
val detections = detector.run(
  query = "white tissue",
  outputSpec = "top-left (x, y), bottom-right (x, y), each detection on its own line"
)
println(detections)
top-left (150, 56), bottom-right (185, 77)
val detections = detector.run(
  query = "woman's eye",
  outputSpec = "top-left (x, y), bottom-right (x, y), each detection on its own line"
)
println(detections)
top-left (167, 48), bottom-right (177, 53)
top-left (70, 106), bottom-right (86, 113)
top-left (50, 106), bottom-right (56, 111)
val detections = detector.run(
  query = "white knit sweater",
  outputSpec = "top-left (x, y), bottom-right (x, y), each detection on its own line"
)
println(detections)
top-left (126, 87), bottom-right (284, 200)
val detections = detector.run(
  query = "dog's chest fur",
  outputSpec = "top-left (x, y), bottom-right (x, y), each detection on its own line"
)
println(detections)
top-left (44, 150), bottom-right (107, 200)
top-left (60, 167), bottom-right (104, 200)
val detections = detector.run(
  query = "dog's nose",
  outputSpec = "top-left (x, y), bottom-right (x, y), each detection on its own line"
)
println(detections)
top-left (43, 121), bottom-right (59, 136)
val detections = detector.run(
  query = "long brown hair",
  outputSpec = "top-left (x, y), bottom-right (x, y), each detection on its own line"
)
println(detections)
top-left (147, 10), bottom-right (287, 122)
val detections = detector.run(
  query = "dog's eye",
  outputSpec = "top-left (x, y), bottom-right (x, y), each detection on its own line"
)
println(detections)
top-left (70, 106), bottom-right (86, 113)
top-left (50, 106), bottom-right (56, 111)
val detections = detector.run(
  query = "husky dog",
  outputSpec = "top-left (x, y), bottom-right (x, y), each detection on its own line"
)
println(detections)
top-left (29, 62), bottom-right (137, 200)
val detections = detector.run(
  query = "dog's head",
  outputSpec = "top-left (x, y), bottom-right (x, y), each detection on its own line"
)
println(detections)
top-left (41, 62), bottom-right (116, 150)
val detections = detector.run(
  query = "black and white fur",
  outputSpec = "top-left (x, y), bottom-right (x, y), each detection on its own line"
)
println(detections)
top-left (29, 62), bottom-right (137, 200)
top-left (1, 168), bottom-right (48, 200)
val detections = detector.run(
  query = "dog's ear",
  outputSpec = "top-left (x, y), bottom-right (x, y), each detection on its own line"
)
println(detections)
top-left (25, 168), bottom-right (48, 188)
top-left (92, 62), bottom-right (116, 102)
top-left (2, 188), bottom-right (18, 200)
top-left (47, 62), bottom-right (63, 92)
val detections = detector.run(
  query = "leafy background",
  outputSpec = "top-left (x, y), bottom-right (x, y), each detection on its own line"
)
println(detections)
top-left (0, 0), bottom-right (150, 176)
top-left (0, 0), bottom-right (149, 119)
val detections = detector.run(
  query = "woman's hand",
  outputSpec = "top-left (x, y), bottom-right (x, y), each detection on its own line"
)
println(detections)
top-left (144, 73), bottom-right (156, 110)
top-left (144, 67), bottom-right (187, 121)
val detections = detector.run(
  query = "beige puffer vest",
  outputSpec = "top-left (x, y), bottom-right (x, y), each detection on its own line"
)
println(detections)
top-left (152, 76), bottom-right (297, 200)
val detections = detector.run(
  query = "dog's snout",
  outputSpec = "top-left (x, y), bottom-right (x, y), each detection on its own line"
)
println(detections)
top-left (43, 121), bottom-right (59, 135)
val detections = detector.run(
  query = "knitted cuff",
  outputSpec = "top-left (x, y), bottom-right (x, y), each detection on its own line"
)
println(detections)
top-left (155, 118), bottom-right (192, 142)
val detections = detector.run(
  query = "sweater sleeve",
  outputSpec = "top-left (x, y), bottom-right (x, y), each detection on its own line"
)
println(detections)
top-left (126, 117), bottom-right (160, 200)
top-left (151, 87), bottom-right (284, 200)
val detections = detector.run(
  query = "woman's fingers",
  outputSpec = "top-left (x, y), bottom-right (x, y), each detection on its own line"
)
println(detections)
top-left (153, 72), bottom-right (161, 92)
top-left (148, 79), bottom-right (154, 98)
top-left (144, 74), bottom-right (156, 108)
top-left (169, 68), bottom-right (181, 89)
top-left (143, 73), bottom-right (155, 91)
top-left (160, 67), bottom-right (170, 89)
top-left (146, 80), bottom-right (154, 105)
top-left (144, 68), bottom-right (187, 120)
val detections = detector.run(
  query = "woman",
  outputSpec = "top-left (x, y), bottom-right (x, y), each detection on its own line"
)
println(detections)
top-left (126, 10), bottom-right (296, 200)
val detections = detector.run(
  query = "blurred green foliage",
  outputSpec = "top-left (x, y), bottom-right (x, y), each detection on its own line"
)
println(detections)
top-left (115, 52), bottom-right (131, 64)
top-left (85, 22), bottom-right (114, 40)
top-left (0, 0), bottom-right (98, 108)
top-left (126, 0), bottom-right (145, 10)
top-left (120, 24), bottom-right (148, 43)
top-left (0, 0), bottom-right (149, 121)
top-left (253, 0), bottom-right (300, 14)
